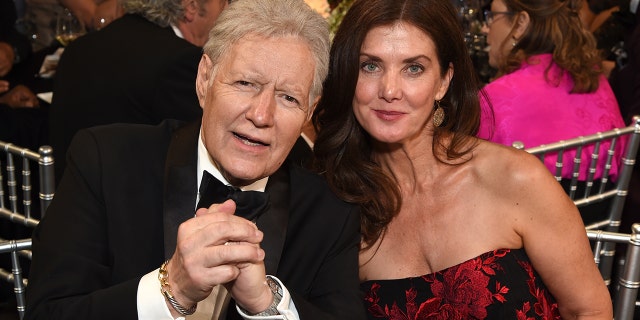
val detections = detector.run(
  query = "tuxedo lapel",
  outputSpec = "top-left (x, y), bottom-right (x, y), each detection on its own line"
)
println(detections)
top-left (256, 162), bottom-right (290, 275)
top-left (163, 121), bottom-right (200, 259)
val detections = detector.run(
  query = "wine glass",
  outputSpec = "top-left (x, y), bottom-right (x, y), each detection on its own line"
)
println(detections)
top-left (55, 9), bottom-right (85, 46)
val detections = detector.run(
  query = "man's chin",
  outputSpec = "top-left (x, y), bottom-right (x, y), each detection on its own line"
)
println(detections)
top-left (217, 154), bottom-right (286, 184)
top-left (220, 167), bottom-right (267, 186)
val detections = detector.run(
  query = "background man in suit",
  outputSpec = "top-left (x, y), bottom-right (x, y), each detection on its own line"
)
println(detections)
top-left (48, 0), bottom-right (229, 182)
top-left (25, 0), bottom-right (365, 319)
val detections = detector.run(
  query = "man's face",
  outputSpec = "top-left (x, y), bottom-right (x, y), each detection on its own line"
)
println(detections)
top-left (196, 34), bottom-right (317, 186)
top-left (190, 0), bottom-right (228, 46)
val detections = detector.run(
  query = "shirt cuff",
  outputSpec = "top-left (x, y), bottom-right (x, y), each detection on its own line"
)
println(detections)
top-left (236, 276), bottom-right (299, 320)
top-left (137, 268), bottom-right (184, 320)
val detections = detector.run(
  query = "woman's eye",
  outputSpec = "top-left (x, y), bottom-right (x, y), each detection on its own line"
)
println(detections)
top-left (236, 80), bottom-right (251, 86)
top-left (361, 62), bottom-right (378, 73)
top-left (407, 65), bottom-right (424, 74)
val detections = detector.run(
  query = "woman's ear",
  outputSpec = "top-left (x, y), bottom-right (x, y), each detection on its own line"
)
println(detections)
top-left (512, 11), bottom-right (530, 41)
top-left (435, 63), bottom-right (453, 101)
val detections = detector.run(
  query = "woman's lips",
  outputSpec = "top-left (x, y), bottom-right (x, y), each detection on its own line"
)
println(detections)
top-left (374, 109), bottom-right (405, 121)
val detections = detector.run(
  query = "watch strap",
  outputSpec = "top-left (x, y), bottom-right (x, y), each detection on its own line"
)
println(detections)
top-left (249, 277), bottom-right (283, 316)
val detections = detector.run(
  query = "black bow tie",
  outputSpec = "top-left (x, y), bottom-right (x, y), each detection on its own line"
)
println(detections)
top-left (196, 171), bottom-right (270, 221)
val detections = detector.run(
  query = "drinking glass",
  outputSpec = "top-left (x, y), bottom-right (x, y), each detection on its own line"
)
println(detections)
top-left (55, 9), bottom-right (85, 46)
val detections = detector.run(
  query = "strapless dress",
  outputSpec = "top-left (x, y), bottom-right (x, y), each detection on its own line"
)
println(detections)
top-left (360, 248), bottom-right (560, 319)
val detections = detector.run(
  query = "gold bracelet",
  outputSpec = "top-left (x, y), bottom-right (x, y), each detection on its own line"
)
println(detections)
top-left (158, 260), bottom-right (197, 315)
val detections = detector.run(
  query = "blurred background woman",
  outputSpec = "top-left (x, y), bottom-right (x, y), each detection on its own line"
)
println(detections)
top-left (478, 0), bottom-right (626, 225)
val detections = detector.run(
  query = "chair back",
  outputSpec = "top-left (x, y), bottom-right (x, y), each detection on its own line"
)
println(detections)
top-left (587, 224), bottom-right (640, 320)
top-left (513, 116), bottom-right (640, 286)
top-left (0, 239), bottom-right (32, 318)
top-left (0, 141), bottom-right (55, 224)
top-left (0, 140), bottom-right (55, 320)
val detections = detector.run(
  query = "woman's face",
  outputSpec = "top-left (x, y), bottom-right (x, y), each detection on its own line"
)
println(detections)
top-left (353, 22), bottom-right (452, 146)
top-left (483, 0), bottom-right (516, 68)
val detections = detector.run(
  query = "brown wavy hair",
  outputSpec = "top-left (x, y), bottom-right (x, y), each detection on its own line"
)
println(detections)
top-left (498, 0), bottom-right (603, 93)
top-left (312, 0), bottom-right (484, 248)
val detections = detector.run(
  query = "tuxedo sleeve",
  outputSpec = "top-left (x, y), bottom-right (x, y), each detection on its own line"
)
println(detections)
top-left (25, 124), bottom-right (169, 319)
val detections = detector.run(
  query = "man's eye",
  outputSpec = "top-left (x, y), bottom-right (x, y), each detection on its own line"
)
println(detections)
top-left (284, 95), bottom-right (299, 105)
top-left (236, 80), bottom-right (251, 86)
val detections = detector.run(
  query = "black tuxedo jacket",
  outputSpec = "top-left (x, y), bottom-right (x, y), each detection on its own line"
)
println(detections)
top-left (25, 120), bottom-right (365, 320)
top-left (49, 14), bottom-right (204, 182)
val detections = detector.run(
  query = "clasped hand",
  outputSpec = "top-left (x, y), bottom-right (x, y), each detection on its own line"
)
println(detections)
top-left (0, 83), bottom-right (39, 108)
top-left (166, 199), bottom-right (274, 315)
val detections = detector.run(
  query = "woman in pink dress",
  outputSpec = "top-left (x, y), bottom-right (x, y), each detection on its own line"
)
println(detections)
top-left (479, 0), bottom-right (626, 225)
top-left (479, 0), bottom-right (625, 179)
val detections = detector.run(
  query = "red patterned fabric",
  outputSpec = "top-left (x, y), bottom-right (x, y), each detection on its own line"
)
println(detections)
top-left (361, 249), bottom-right (560, 320)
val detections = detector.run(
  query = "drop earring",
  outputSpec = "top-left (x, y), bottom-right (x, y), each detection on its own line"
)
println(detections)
top-left (433, 101), bottom-right (444, 127)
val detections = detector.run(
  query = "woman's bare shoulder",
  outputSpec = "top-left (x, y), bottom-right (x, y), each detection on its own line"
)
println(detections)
top-left (472, 140), bottom-right (557, 191)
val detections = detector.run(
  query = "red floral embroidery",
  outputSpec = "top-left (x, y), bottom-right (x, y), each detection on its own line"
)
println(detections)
top-left (517, 260), bottom-right (560, 318)
top-left (362, 249), bottom-right (561, 319)
top-left (423, 258), bottom-right (494, 319)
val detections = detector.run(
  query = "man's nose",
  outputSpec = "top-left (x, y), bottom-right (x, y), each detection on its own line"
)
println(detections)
top-left (246, 89), bottom-right (276, 127)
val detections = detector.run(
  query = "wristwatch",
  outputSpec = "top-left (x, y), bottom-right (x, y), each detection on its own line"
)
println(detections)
top-left (251, 277), bottom-right (282, 316)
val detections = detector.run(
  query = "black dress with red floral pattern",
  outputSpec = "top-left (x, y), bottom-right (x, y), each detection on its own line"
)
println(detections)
top-left (361, 249), bottom-right (560, 320)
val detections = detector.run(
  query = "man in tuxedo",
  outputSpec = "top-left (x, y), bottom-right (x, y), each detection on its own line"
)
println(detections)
top-left (25, 0), bottom-right (365, 319)
top-left (48, 0), bottom-right (229, 182)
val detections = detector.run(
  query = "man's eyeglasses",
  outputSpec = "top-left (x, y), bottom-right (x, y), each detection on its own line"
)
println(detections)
top-left (483, 10), bottom-right (515, 26)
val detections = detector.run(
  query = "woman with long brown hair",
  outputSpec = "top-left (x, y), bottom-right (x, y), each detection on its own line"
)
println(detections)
top-left (313, 0), bottom-right (612, 318)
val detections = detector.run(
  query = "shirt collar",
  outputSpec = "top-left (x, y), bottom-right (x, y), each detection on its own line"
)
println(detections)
top-left (170, 24), bottom-right (184, 39)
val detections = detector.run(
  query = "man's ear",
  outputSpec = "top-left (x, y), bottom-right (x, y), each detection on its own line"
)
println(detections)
top-left (307, 95), bottom-right (321, 121)
top-left (196, 54), bottom-right (213, 108)
top-left (182, 0), bottom-right (197, 22)
top-left (512, 11), bottom-right (530, 41)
